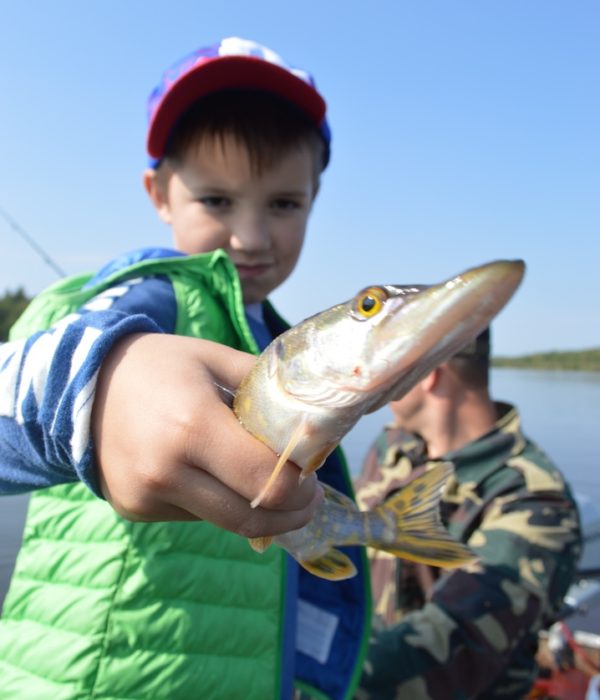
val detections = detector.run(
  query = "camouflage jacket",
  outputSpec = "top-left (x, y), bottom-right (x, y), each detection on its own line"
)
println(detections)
top-left (354, 402), bottom-right (582, 700)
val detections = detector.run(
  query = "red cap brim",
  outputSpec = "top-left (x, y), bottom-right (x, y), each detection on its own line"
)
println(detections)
top-left (147, 55), bottom-right (327, 160)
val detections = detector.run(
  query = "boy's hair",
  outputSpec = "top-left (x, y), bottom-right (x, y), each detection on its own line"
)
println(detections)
top-left (146, 37), bottom-right (331, 173)
top-left (161, 89), bottom-right (327, 181)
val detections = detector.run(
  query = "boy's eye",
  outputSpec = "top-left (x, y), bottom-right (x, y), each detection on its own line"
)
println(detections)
top-left (199, 196), bottom-right (231, 209)
top-left (271, 198), bottom-right (301, 211)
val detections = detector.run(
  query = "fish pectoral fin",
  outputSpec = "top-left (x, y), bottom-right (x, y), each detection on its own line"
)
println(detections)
top-left (375, 461), bottom-right (453, 521)
top-left (248, 536), bottom-right (274, 553)
top-left (373, 462), bottom-right (478, 568)
top-left (298, 549), bottom-right (357, 581)
top-left (251, 416), bottom-right (311, 509)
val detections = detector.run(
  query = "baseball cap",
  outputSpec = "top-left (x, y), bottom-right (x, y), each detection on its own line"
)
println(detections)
top-left (454, 327), bottom-right (491, 359)
top-left (146, 37), bottom-right (330, 167)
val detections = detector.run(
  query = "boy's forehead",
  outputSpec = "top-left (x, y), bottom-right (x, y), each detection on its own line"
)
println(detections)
top-left (171, 137), bottom-right (317, 191)
top-left (146, 37), bottom-right (330, 168)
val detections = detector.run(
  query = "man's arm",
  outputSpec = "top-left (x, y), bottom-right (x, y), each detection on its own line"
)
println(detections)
top-left (358, 489), bottom-right (581, 699)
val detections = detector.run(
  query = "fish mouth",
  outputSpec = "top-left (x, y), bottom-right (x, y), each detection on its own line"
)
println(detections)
top-left (358, 259), bottom-right (525, 401)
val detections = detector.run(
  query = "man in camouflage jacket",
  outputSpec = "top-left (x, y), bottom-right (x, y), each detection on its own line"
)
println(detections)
top-left (354, 330), bottom-right (582, 700)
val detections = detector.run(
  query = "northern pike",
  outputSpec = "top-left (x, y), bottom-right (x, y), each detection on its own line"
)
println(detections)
top-left (234, 259), bottom-right (525, 579)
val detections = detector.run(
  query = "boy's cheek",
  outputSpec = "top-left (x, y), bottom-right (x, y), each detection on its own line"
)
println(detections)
top-left (171, 227), bottom-right (227, 256)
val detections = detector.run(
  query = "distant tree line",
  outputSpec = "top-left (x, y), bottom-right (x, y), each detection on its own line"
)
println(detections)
top-left (493, 348), bottom-right (600, 372)
top-left (0, 288), bottom-right (31, 341)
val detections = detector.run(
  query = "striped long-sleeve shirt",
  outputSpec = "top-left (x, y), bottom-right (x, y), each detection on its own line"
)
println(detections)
top-left (0, 248), bottom-right (187, 496)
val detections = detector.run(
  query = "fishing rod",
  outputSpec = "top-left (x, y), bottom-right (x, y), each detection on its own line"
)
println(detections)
top-left (0, 205), bottom-right (66, 279)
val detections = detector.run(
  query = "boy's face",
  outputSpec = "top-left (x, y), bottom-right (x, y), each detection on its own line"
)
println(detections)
top-left (145, 136), bottom-right (317, 304)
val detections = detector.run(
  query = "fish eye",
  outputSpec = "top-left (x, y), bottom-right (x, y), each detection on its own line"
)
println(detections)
top-left (354, 287), bottom-right (387, 319)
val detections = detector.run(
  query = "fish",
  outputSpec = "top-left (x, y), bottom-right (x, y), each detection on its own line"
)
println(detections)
top-left (234, 259), bottom-right (525, 579)
top-left (250, 462), bottom-right (476, 580)
top-left (234, 259), bottom-right (525, 507)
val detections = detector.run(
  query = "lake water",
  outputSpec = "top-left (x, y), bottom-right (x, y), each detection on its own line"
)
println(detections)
top-left (343, 368), bottom-right (600, 498)
top-left (2, 368), bottom-right (600, 608)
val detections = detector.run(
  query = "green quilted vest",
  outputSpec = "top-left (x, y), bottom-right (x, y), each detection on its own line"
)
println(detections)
top-left (0, 251), bottom-right (290, 699)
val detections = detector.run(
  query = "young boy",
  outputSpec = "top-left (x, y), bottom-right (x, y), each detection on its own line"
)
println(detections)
top-left (0, 38), bottom-right (370, 699)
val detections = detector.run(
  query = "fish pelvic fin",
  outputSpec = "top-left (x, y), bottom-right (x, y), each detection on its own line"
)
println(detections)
top-left (297, 548), bottom-right (357, 581)
top-left (298, 444), bottom-right (336, 483)
top-left (250, 416), bottom-right (310, 509)
top-left (372, 462), bottom-right (477, 568)
top-left (249, 536), bottom-right (274, 553)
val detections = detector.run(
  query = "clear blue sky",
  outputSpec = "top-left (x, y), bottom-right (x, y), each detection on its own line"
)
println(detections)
top-left (0, 1), bottom-right (598, 355)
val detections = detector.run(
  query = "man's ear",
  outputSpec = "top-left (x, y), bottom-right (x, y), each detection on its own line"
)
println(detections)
top-left (143, 167), bottom-right (172, 224)
top-left (422, 367), bottom-right (441, 393)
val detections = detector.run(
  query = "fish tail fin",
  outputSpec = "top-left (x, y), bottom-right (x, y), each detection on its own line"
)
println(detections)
top-left (248, 536), bottom-right (273, 553)
top-left (372, 462), bottom-right (477, 568)
top-left (297, 548), bottom-right (357, 581)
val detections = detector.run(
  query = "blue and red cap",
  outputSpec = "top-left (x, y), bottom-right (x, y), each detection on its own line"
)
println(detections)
top-left (146, 37), bottom-right (331, 167)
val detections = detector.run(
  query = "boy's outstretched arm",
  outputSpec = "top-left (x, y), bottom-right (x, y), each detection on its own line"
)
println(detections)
top-left (92, 332), bottom-right (321, 536)
top-left (0, 309), bottom-right (159, 493)
top-left (0, 317), bottom-right (319, 536)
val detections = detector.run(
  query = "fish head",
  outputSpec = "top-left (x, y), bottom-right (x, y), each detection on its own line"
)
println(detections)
top-left (270, 259), bottom-right (525, 415)
top-left (235, 258), bottom-right (524, 508)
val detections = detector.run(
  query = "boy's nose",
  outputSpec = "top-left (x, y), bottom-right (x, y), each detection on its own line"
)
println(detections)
top-left (229, 212), bottom-right (270, 252)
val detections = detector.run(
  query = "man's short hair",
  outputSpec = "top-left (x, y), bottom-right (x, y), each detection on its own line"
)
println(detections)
top-left (448, 328), bottom-right (490, 388)
top-left (453, 327), bottom-right (490, 361)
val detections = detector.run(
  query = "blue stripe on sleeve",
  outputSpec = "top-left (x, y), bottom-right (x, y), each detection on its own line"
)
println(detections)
top-left (0, 259), bottom-right (182, 497)
top-left (0, 310), bottom-right (161, 496)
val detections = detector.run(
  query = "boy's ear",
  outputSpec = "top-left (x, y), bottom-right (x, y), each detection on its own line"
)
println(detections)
top-left (143, 168), bottom-right (173, 224)
top-left (311, 180), bottom-right (320, 202)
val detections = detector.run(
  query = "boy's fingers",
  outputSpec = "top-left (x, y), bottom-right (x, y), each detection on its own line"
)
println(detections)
top-left (169, 465), bottom-right (322, 536)
top-left (195, 338), bottom-right (257, 388)
top-left (184, 392), bottom-right (319, 512)
top-left (101, 461), bottom-right (321, 535)
top-left (94, 334), bottom-right (319, 525)
top-left (188, 340), bottom-right (319, 510)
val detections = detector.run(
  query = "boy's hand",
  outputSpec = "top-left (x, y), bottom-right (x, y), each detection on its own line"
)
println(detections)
top-left (92, 333), bottom-right (322, 536)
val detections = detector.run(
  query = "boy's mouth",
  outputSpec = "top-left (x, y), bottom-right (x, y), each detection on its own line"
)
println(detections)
top-left (235, 263), bottom-right (271, 279)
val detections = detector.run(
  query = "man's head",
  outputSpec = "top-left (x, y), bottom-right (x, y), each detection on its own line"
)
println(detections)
top-left (143, 37), bottom-right (329, 303)
top-left (389, 329), bottom-right (493, 444)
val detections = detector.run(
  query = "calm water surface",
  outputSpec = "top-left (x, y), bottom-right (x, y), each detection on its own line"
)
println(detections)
top-left (2, 368), bottom-right (599, 608)
top-left (490, 368), bottom-right (600, 502)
